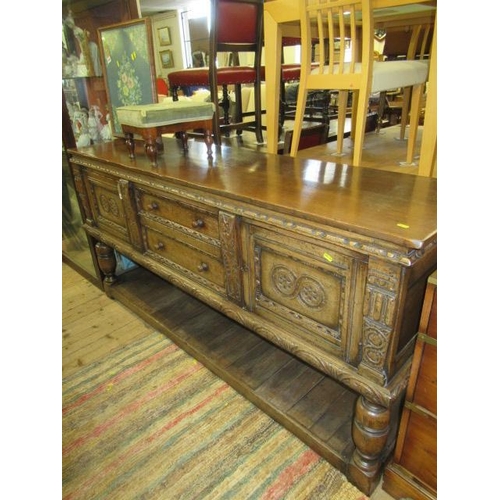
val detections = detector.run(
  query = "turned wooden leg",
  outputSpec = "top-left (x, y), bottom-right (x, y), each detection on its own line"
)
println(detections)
top-left (348, 395), bottom-right (390, 495)
top-left (156, 136), bottom-right (164, 153)
top-left (143, 135), bottom-right (158, 166)
top-left (221, 85), bottom-right (231, 137)
top-left (204, 129), bottom-right (214, 158)
top-left (180, 131), bottom-right (189, 152)
top-left (95, 241), bottom-right (117, 286)
top-left (124, 132), bottom-right (135, 159)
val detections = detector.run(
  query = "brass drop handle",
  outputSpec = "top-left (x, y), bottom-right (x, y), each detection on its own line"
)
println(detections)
top-left (198, 262), bottom-right (209, 272)
top-left (192, 219), bottom-right (205, 228)
top-left (148, 201), bottom-right (159, 211)
top-left (154, 241), bottom-right (165, 250)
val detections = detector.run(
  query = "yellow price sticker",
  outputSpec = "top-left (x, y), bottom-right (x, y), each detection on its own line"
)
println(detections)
top-left (323, 252), bottom-right (333, 262)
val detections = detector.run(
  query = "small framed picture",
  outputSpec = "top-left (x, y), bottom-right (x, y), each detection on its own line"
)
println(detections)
top-left (158, 26), bottom-right (171, 46)
top-left (160, 49), bottom-right (174, 68)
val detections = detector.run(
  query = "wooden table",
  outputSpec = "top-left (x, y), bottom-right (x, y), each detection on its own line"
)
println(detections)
top-left (263, 0), bottom-right (437, 176)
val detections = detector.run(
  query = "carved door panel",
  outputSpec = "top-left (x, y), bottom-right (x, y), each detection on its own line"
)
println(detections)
top-left (242, 224), bottom-right (368, 365)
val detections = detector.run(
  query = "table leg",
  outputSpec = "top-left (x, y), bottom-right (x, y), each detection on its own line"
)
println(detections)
top-left (348, 395), bottom-right (391, 495)
top-left (418, 23), bottom-right (437, 177)
top-left (264, 10), bottom-right (283, 155)
top-left (95, 241), bottom-right (117, 286)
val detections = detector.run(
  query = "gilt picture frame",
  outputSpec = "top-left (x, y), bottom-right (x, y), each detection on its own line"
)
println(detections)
top-left (158, 26), bottom-right (171, 46)
top-left (98, 18), bottom-right (158, 135)
top-left (160, 49), bottom-right (174, 68)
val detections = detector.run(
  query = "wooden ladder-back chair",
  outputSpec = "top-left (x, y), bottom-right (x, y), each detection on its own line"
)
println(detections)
top-left (168, 0), bottom-right (264, 146)
top-left (397, 23), bottom-right (433, 143)
top-left (289, 0), bottom-right (429, 166)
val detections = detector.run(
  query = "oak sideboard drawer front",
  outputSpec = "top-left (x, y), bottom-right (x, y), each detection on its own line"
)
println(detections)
top-left (136, 189), bottom-right (219, 240)
top-left (412, 340), bottom-right (437, 415)
top-left (85, 172), bottom-right (130, 242)
top-left (141, 216), bottom-right (221, 260)
top-left (246, 226), bottom-right (366, 361)
top-left (143, 226), bottom-right (225, 289)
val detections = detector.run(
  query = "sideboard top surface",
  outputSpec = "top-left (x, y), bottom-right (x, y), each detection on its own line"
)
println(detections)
top-left (70, 139), bottom-right (437, 251)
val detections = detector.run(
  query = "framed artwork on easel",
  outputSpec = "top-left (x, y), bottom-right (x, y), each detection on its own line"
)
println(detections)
top-left (98, 18), bottom-right (158, 135)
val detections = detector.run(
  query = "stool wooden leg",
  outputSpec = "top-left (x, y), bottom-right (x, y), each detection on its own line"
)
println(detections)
top-left (143, 133), bottom-right (159, 167)
top-left (180, 131), bottom-right (189, 152)
top-left (204, 129), bottom-right (214, 158)
top-left (124, 132), bottom-right (135, 159)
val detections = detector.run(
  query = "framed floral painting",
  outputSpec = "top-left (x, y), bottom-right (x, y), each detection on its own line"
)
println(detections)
top-left (98, 18), bottom-right (158, 135)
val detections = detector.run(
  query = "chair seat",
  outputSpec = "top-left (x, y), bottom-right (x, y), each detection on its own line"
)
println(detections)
top-left (311, 60), bottom-right (429, 93)
top-left (168, 67), bottom-right (258, 87)
top-left (116, 101), bottom-right (215, 128)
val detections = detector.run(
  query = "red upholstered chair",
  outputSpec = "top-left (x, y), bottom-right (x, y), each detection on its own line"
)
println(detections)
top-left (156, 77), bottom-right (169, 97)
top-left (168, 0), bottom-right (264, 146)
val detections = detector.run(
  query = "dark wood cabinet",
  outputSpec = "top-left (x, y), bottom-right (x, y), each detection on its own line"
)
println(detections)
top-left (68, 139), bottom-right (437, 495)
top-left (382, 271), bottom-right (437, 499)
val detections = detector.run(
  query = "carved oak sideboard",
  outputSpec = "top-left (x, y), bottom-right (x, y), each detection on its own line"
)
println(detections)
top-left (69, 139), bottom-right (437, 495)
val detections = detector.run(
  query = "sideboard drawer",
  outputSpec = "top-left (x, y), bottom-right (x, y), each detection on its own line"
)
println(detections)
top-left (136, 188), bottom-right (220, 241)
top-left (143, 225), bottom-right (225, 290)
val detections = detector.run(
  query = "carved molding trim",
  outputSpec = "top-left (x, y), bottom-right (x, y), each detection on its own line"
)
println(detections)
top-left (219, 212), bottom-right (243, 305)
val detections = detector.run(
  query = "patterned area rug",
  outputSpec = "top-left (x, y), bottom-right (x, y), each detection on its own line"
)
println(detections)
top-left (63, 331), bottom-right (368, 500)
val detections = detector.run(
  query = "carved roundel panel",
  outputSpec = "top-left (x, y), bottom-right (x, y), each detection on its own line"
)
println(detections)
top-left (272, 265), bottom-right (326, 309)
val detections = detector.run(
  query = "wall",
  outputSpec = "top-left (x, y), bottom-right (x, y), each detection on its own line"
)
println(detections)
top-left (150, 11), bottom-right (185, 80)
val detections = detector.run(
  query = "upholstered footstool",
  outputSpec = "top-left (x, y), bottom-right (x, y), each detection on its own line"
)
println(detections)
top-left (116, 101), bottom-right (215, 166)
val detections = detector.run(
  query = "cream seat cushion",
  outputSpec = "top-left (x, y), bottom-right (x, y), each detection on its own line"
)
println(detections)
top-left (116, 101), bottom-right (215, 128)
top-left (312, 60), bottom-right (429, 93)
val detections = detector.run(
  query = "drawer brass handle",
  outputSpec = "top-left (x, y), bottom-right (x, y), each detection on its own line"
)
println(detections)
top-left (147, 202), bottom-right (159, 211)
top-left (154, 241), bottom-right (165, 250)
top-left (192, 219), bottom-right (205, 228)
top-left (198, 262), bottom-right (209, 272)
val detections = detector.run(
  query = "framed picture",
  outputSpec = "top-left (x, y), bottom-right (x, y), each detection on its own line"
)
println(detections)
top-left (98, 18), bottom-right (158, 135)
top-left (158, 26), bottom-right (171, 46)
top-left (160, 49), bottom-right (174, 68)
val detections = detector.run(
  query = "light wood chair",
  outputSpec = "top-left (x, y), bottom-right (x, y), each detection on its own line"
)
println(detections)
top-left (396, 23), bottom-right (433, 143)
top-left (289, 0), bottom-right (430, 166)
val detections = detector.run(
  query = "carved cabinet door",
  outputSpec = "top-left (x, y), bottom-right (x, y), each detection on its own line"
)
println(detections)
top-left (83, 170), bottom-right (142, 249)
top-left (241, 223), bottom-right (368, 366)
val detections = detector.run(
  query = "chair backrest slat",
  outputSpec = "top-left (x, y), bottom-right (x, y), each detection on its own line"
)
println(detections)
top-left (303, 0), bottom-right (373, 78)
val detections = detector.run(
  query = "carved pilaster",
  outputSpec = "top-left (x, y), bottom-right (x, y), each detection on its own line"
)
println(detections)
top-left (219, 212), bottom-right (243, 305)
top-left (70, 164), bottom-right (93, 225)
top-left (118, 179), bottom-right (143, 251)
top-left (358, 260), bottom-right (401, 385)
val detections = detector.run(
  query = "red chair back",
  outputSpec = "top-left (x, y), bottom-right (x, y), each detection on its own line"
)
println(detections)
top-left (217, 0), bottom-right (260, 44)
top-left (156, 77), bottom-right (168, 96)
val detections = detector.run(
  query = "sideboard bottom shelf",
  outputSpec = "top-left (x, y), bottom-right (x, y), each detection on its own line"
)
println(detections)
top-left (106, 265), bottom-right (358, 475)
